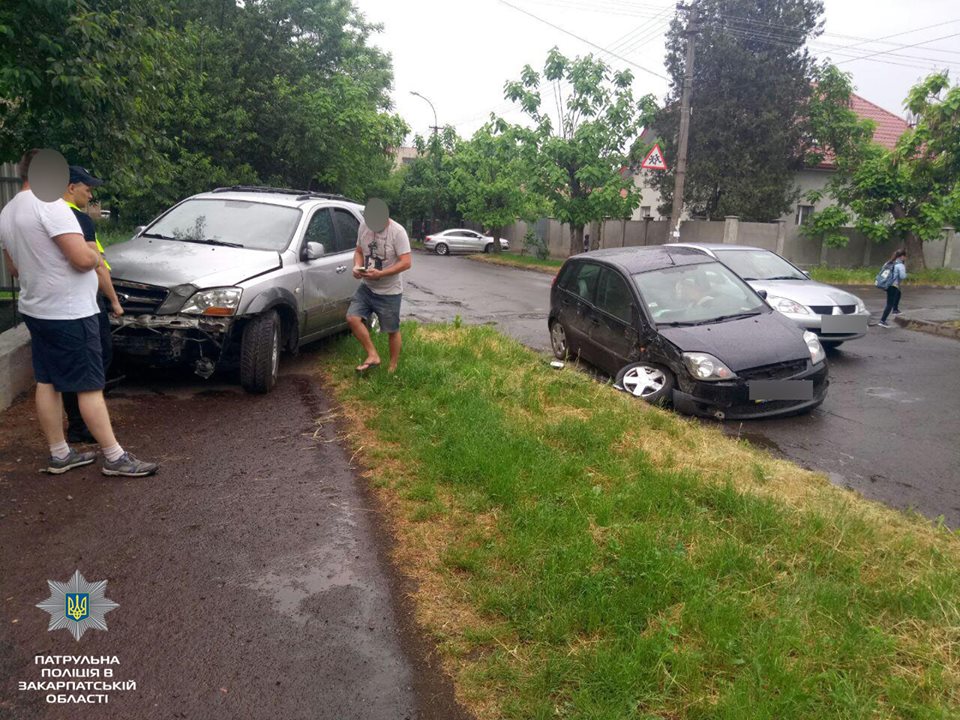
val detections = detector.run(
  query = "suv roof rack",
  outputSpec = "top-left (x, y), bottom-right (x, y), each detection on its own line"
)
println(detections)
top-left (211, 185), bottom-right (359, 204)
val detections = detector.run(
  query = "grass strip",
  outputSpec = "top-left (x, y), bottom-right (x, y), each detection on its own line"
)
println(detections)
top-left (807, 265), bottom-right (960, 287)
top-left (469, 254), bottom-right (960, 287)
top-left (322, 323), bottom-right (960, 720)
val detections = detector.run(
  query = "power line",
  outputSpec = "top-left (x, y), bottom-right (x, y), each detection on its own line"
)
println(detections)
top-left (835, 30), bottom-right (960, 65)
top-left (498, 0), bottom-right (670, 80)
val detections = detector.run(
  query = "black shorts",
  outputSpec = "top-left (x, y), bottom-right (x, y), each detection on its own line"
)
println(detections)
top-left (23, 314), bottom-right (105, 393)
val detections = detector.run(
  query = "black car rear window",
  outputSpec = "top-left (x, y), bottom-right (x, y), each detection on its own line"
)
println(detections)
top-left (561, 262), bottom-right (602, 304)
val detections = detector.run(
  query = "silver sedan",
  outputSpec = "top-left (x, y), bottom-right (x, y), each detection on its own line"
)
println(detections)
top-left (424, 228), bottom-right (510, 255)
top-left (669, 243), bottom-right (871, 347)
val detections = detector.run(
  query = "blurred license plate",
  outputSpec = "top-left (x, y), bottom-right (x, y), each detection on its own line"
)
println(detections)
top-left (820, 315), bottom-right (868, 334)
top-left (749, 380), bottom-right (813, 402)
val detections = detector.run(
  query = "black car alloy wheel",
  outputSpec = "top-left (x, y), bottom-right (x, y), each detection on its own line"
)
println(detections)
top-left (615, 362), bottom-right (674, 405)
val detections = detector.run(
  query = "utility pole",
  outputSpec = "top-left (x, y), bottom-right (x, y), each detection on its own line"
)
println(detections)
top-left (669, 2), bottom-right (698, 239)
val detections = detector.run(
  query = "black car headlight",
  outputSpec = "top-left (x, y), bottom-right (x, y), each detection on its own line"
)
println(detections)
top-left (682, 352), bottom-right (737, 381)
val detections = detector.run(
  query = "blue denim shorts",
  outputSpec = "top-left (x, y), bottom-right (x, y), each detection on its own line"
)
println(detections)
top-left (23, 314), bottom-right (105, 392)
top-left (347, 283), bottom-right (402, 333)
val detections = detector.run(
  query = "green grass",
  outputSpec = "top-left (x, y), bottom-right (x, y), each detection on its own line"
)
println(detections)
top-left (96, 223), bottom-right (138, 248)
top-left (322, 324), bottom-right (960, 720)
top-left (469, 253), bottom-right (563, 273)
top-left (808, 265), bottom-right (960, 287)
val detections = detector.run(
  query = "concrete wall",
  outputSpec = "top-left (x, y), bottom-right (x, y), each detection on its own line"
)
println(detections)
top-left (504, 216), bottom-right (960, 270)
top-left (0, 325), bottom-right (32, 413)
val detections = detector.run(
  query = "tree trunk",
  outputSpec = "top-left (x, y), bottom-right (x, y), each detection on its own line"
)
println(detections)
top-left (570, 225), bottom-right (584, 256)
top-left (904, 232), bottom-right (926, 271)
top-left (491, 226), bottom-right (503, 254)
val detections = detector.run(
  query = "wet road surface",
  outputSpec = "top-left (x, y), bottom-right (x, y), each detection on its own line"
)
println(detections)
top-left (0, 354), bottom-right (469, 719)
top-left (405, 253), bottom-right (960, 527)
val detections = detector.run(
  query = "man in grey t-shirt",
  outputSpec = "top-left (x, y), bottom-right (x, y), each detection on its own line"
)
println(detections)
top-left (345, 199), bottom-right (412, 373)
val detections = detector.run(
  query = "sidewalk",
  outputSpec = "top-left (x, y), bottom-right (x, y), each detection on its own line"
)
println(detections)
top-left (841, 284), bottom-right (960, 340)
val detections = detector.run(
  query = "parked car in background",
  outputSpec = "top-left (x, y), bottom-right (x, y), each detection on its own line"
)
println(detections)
top-left (424, 228), bottom-right (509, 255)
top-left (668, 243), bottom-right (870, 347)
top-left (106, 186), bottom-right (366, 394)
top-left (548, 246), bottom-right (829, 420)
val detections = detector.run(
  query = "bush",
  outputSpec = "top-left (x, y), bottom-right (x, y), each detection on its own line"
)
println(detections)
top-left (524, 230), bottom-right (550, 260)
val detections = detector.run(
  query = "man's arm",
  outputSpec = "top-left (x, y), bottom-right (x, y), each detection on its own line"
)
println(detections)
top-left (88, 242), bottom-right (123, 315)
top-left (365, 252), bottom-right (411, 280)
top-left (2, 248), bottom-right (17, 278)
top-left (53, 233), bottom-right (100, 272)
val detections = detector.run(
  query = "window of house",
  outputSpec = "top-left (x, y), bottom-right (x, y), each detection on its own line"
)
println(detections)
top-left (796, 204), bottom-right (814, 226)
top-left (641, 206), bottom-right (651, 217)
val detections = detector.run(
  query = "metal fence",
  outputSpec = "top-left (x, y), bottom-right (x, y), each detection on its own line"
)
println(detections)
top-left (1, 161), bottom-right (22, 332)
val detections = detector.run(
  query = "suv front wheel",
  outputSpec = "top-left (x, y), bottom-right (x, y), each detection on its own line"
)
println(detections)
top-left (240, 311), bottom-right (280, 394)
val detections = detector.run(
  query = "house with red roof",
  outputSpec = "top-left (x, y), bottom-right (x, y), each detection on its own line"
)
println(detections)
top-left (629, 92), bottom-right (911, 227)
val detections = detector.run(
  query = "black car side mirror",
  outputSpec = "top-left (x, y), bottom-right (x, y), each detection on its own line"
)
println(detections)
top-left (757, 289), bottom-right (768, 300)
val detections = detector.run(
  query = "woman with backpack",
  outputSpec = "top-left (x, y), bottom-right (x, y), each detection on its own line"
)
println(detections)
top-left (877, 249), bottom-right (907, 328)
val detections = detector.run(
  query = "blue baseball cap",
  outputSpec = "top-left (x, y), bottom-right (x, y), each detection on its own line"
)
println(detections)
top-left (68, 165), bottom-right (104, 187)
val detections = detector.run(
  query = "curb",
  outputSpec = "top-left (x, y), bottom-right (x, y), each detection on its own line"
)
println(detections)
top-left (894, 316), bottom-right (960, 340)
top-left (465, 255), bottom-right (559, 275)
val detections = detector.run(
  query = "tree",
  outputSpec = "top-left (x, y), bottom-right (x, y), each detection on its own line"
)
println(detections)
top-left (803, 68), bottom-right (960, 270)
top-left (396, 128), bottom-right (462, 234)
top-left (504, 48), bottom-right (654, 256)
top-left (0, 0), bottom-right (185, 208)
top-left (652, 0), bottom-right (824, 221)
top-left (449, 121), bottom-right (544, 253)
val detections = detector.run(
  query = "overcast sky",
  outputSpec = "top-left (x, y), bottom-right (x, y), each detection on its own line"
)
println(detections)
top-left (352, 0), bottom-right (960, 144)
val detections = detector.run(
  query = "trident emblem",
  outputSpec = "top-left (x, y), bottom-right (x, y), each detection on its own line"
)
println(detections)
top-left (66, 593), bottom-right (89, 622)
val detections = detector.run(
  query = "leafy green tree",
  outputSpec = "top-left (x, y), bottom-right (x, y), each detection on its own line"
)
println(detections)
top-left (449, 121), bottom-right (544, 253)
top-left (396, 128), bottom-right (461, 234)
top-left (803, 69), bottom-right (960, 269)
top-left (652, 0), bottom-right (824, 221)
top-left (0, 0), bottom-right (185, 208)
top-left (504, 48), bottom-right (655, 256)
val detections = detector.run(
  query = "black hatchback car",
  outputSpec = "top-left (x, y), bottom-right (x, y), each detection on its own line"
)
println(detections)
top-left (548, 246), bottom-right (829, 420)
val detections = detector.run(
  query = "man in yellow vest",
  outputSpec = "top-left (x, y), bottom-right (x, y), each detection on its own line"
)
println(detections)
top-left (62, 166), bottom-right (124, 444)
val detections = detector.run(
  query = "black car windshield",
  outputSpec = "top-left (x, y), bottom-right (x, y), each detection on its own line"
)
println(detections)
top-left (633, 262), bottom-right (768, 325)
top-left (713, 248), bottom-right (806, 281)
top-left (146, 199), bottom-right (302, 252)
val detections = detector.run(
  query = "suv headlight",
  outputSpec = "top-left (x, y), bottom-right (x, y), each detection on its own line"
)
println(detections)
top-left (803, 331), bottom-right (826, 365)
top-left (766, 295), bottom-right (811, 315)
top-left (682, 352), bottom-right (737, 381)
top-left (181, 288), bottom-right (242, 316)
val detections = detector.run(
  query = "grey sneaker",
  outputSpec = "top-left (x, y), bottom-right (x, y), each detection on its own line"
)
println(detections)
top-left (46, 449), bottom-right (97, 474)
top-left (878, 320), bottom-right (891, 328)
top-left (102, 452), bottom-right (159, 477)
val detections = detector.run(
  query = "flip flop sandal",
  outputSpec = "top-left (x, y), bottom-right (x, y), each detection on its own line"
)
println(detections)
top-left (355, 361), bottom-right (381, 373)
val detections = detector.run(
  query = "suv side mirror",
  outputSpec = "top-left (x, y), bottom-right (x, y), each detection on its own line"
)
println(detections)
top-left (801, 270), bottom-right (811, 278)
top-left (306, 242), bottom-right (325, 260)
top-left (135, 225), bottom-right (146, 236)
top-left (757, 289), bottom-right (768, 300)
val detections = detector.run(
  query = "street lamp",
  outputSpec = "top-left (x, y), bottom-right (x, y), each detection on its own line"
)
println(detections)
top-left (410, 90), bottom-right (439, 136)
top-left (410, 91), bottom-right (441, 236)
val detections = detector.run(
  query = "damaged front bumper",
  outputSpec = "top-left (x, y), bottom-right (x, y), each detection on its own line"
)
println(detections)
top-left (110, 314), bottom-right (237, 377)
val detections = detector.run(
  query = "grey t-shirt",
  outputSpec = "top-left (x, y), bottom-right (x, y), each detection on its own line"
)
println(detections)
top-left (357, 220), bottom-right (411, 296)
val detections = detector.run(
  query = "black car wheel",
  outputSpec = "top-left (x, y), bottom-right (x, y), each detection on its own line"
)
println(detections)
top-left (550, 321), bottom-right (569, 360)
top-left (240, 311), bottom-right (280, 394)
top-left (435, 242), bottom-right (449, 256)
top-left (484, 243), bottom-right (493, 253)
top-left (615, 363), bottom-right (674, 405)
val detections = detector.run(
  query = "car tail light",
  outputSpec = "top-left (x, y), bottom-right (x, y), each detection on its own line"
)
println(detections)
top-left (425, 235), bottom-right (432, 242)
top-left (551, 274), bottom-right (559, 287)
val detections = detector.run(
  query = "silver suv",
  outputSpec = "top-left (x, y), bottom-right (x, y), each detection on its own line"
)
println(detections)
top-left (107, 186), bottom-right (365, 393)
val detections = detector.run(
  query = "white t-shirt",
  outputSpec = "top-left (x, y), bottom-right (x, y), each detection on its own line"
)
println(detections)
top-left (0, 190), bottom-right (98, 320)
top-left (356, 220), bottom-right (412, 296)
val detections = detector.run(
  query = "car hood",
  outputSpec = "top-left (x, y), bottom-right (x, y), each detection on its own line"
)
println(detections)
top-left (747, 279), bottom-right (862, 307)
top-left (658, 310), bottom-right (809, 371)
top-left (107, 237), bottom-right (282, 288)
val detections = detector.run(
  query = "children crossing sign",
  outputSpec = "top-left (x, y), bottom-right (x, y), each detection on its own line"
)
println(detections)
top-left (641, 143), bottom-right (668, 171)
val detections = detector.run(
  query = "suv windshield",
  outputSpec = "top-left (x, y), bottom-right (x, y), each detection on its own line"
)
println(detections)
top-left (713, 248), bottom-right (806, 281)
top-left (146, 199), bottom-right (302, 252)
top-left (633, 262), bottom-right (768, 325)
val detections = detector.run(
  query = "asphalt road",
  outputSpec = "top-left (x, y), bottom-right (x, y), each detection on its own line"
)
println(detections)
top-left (0, 356), bottom-right (469, 720)
top-left (404, 252), bottom-right (960, 528)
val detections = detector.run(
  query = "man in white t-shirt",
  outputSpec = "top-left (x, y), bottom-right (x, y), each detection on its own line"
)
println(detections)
top-left (345, 199), bottom-right (412, 373)
top-left (0, 149), bottom-right (157, 477)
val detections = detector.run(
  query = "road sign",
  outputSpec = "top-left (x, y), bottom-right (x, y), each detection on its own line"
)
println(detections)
top-left (641, 144), bottom-right (668, 171)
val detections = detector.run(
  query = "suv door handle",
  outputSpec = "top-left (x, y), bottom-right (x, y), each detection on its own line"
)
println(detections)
top-left (336, 265), bottom-right (347, 273)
